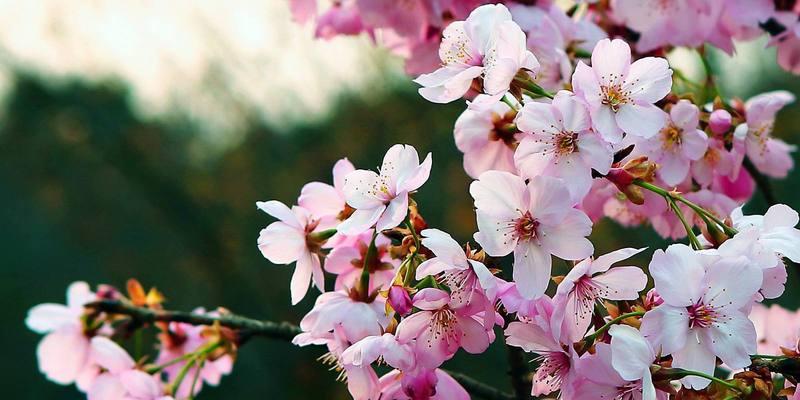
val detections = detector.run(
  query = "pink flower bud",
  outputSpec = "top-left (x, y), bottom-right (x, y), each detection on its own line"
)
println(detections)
top-left (709, 109), bottom-right (732, 135)
top-left (644, 288), bottom-right (664, 310)
top-left (388, 285), bottom-right (413, 316)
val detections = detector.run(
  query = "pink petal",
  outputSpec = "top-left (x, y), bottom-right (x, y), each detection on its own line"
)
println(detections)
top-left (657, 152), bottom-right (690, 186)
top-left (257, 221), bottom-right (306, 264)
top-left (670, 100), bottom-right (700, 132)
top-left (704, 256), bottom-right (762, 310)
top-left (590, 39), bottom-right (631, 87)
top-left (623, 57), bottom-right (672, 104)
top-left (616, 103), bottom-right (666, 138)
top-left (592, 266), bottom-right (648, 300)
top-left (338, 206), bottom-right (385, 235)
top-left (26, 304), bottom-right (77, 333)
top-left (704, 312), bottom-right (756, 369)
top-left (671, 332), bottom-right (716, 389)
top-left (514, 136), bottom-right (556, 179)
top-left (513, 242), bottom-right (552, 299)
top-left (764, 203), bottom-right (800, 229)
top-left (648, 245), bottom-right (705, 306)
top-left (256, 200), bottom-right (301, 228)
top-left (375, 193), bottom-right (408, 231)
top-left (681, 129), bottom-right (709, 161)
top-left (419, 229), bottom-right (469, 268)
top-left (640, 305), bottom-right (689, 355)
top-left (504, 321), bottom-right (560, 353)
top-left (516, 101), bottom-right (561, 135)
top-left (342, 170), bottom-right (385, 209)
top-left (552, 91), bottom-right (591, 133)
top-left (37, 331), bottom-right (90, 385)
top-left (576, 132), bottom-right (613, 175)
top-left (90, 337), bottom-right (135, 374)
top-left (298, 182), bottom-right (343, 217)
top-left (609, 325), bottom-right (654, 381)
top-left (417, 65), bottom-right (483, 103)
top-left (539, 209), bottom-right (593, 260)
top-left (119, 370), bottom-right (161, 399)
top-left (527, 175), bottom-right (573, 223)
top-left (290, 251), bottom-right (316, 305)
top-left (589, 247), bottom-right (646, 275)
top-left (457, 315), bottom-right (491, 353)
top-left (413, 288), bottom-right (451, 310)
top-left (470, 170), bottom-right (526, 218)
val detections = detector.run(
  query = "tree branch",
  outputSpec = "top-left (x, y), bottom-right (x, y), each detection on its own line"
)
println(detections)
top-left (444, 370), bottom-right (515, 400)
top-left (743, 157), bottom-right (778, 206)
top-left (85, 299), bottom-right (301, 342)
top-left (86, 300), bottom-right (516, 400)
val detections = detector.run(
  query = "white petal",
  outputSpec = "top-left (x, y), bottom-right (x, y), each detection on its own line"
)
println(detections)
top-left (591, 39), bottom-right (631, 87)
top-left (338, 206), bottom-right (385, 235)
top-left (513, 242), bottom-right (552, 299)
top-left (342, 170), bottom-right (385, 209)
top-left (616, 103), bottom-right (667, 138)
top-left (256, 200), bottom-right (301, 228)
top-left (609, 325), bottom-right (654, 381)
top-left (640, 305), bottom-right (689, 355)
top-left (648, 245), bottom-right (705, 306)
top-left (623, 57), bottom-right (672, 104)
top-left (257, 222), bottom-right (306, 264)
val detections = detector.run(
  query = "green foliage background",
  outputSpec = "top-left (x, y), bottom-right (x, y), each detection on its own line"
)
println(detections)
top-left (3, 52), bottom-right (800, 398)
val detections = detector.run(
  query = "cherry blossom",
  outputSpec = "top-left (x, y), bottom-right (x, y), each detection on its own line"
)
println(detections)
top-left (298, 289), bottom-right (389, 343)
top-left (257, 201), bottom-right (326, 305)
top-left (453, 98), bottom-right (519, 178)
top-left (414, 4), bottom-right (539, 104)
top-left (87, 337), bottom-right (171, 400)
top-left (395, 288), bottom-right (491, 369)
top-left (552, 248), bottom-right (647, 342)
top-left (324, 231), bottom-right (398, 292)
top-left (514, 90), bottom-right (613, 202)
top-left (735, 90), bottom-right (796, 178)
top-left (641, 244), bottom-right (761, 389)
top-left (339, 144), bottom-right (432, 234)
top-left (378, 369), bottom-right (470, 400)
top-left (572, 38), bottom-right (672, 143)
top-left (25, 281), bottom-right (99, 390)
top-left (471, 171), bottom-right (593, 299)
top-left (636, 100), bottom-right (708, 186)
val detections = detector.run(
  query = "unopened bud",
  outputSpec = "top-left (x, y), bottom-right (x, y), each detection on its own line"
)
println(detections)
top-left (644, 289), bottom-right (664, 310)
top-left (387, 285), bottom-right (413, 316)
top-left (605, 156), bottom-right (657, 205)
top-left (709, 109), bottom-right (732, 135)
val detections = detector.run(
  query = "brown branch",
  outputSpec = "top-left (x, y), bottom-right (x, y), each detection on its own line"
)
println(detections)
top-left (85, 299), bottom-right (301, 342)
top-left (444, 370), bottom-right (515, 400)
top-left (85, 300), bottom-right (515, 400)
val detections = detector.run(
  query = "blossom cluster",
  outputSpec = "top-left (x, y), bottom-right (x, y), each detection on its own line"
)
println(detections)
top-left (26, 281), bottom-right (234, 400)
top-left (26, 1), bottom-right (800, 399)
top-left (291, 0), bottom-right (800, 77)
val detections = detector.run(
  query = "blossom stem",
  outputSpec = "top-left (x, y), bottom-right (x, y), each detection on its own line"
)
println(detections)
top-left (583, 311), bottom-right (645, 343)
top-left (668, 197), bottom-right (702, 250)
top-left (634, 180), bottom-right (738, 236)
top-left (168, 357), bottom-right (196, 395)
top-left (668, 368), bottom-right (741, 392)
top-left (188, 357), bottom-right (206, 399)
top-left (358, 230), bottom-right (379, 300)
top-left (501, 94), bottom-right (521, 111)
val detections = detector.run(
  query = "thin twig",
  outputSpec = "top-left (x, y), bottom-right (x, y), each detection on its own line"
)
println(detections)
top-left (86, 300), bottom-right (516, 400)
top-left (85, 300), bottom-right (301, 342)
top-left (444, 370), bottom-right (516, 400)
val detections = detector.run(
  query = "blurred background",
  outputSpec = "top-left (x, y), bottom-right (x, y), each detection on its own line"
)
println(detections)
top-left (4, 1), bottom-right (800, 399)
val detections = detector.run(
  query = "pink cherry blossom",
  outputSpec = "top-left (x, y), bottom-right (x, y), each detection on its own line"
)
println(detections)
top-left (772, 15), bottom-right (800, 75)
top-left (26, 281), bottom-right (99, 390)
top-left (257, 201), bottom-right (325, 305)
top-left (298, 157), bottom-right (355, 227)
top-left (378, 369), bottom-right (470, 400)
top-left (314, 1), bottom-right (366, 40)
top-left (87, 337), bottom-right (171, 400)
top-left (750, 303), bottom-right (800, 355)
top-left (608, 325), bottom-right (658, 400)
top-left (324, 231), bottom-right (398, 292)
top-left (574, 338), bottom-right (665, 400)
top-left (155, 314), bottom-right (233, 398)
top-left (453, 98), bottom-right (519, 178)
top-left (339, 144), bottom-right (432, 235)
top-left (298, 289), bottom-right (389, 344)
top-left (691, 136), bottom-right (735, 188)
top-left (505, 299), bottom-right (579, 397)
top-left (552, 247), bottom-right (647, 342)
top-left (572, 38), bottom-right (672, 143)
top-left (514, 90), bottom-right (613, 202)
top-left (640, 244), bottom-right (761, 389)
top-left (471, 171), bottom-right (593, 299)
top-left (415, 228), bottom-right (498, 311)
top-left (395, 288), bottom-right (491, 369)
top-left (611, 0), bottom-right (723, 53)
top-left (294, 326), bottom-right (381, 400)
top-left (414, 4), bottom-right (539, 104)
top-left (636, 100), bottom-right (708, 186)
top-left (709, 109), bottom-right (732, 135)
top-left (736, 91), bottom-right (797, 178)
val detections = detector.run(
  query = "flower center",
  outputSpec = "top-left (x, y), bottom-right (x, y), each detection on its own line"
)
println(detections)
top-left (660, 124), bottom-right (683, 150)
top-left (489, 111), bottom-right (518, 148)
top-left (555, 131), bottom-right (578, 155)
top-left (601, 84), bottom-right (631, 112)
top-left (513, 211), bottom-right (539, 241)
top-left (535, 352), bottom-right (570, 392)
top-left (428, 308), bottom-right (459, 346)
top-left (687, 302), bottom-right (717, 329)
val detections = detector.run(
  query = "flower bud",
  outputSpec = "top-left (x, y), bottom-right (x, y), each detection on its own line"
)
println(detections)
top-left (644, 289), bottom-right (664, 310)
top-left (605, 156), bottom-right (657, 205)
top-left (709, 109), bottom-right (732, 135)
top-left (387, 285), bottom-right (413, 316)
